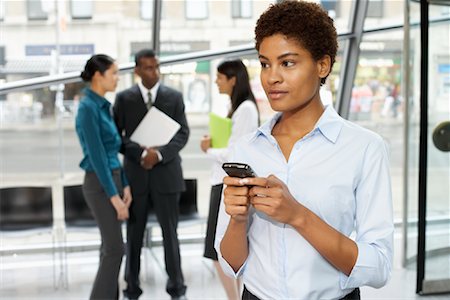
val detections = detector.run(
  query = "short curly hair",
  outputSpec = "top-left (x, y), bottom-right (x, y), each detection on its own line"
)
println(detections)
top-left (255, 1), bottom-right (338, 85)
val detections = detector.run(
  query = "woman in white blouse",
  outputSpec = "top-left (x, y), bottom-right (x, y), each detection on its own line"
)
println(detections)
top-left (200, 59), bottom-right (259, 299)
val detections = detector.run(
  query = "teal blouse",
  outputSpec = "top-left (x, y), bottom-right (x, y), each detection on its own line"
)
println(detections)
top-left (75, 88), bottom-right (128, 197)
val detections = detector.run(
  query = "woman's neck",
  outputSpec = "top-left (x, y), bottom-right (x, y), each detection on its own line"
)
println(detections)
top-left (90, 82), bottom-right (106, 97)
top-left (275, 99), bottom-right (325, 138)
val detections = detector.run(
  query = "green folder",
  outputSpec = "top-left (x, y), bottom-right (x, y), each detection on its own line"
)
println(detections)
top-left (209, 112), bottom-right (232, 148)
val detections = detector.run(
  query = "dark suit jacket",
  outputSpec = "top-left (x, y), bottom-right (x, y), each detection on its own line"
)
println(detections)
top-left (113, 84), bottom-right (189, 195)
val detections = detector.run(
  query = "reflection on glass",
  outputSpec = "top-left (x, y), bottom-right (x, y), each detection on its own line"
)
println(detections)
top-left (364, 0), bottom-right (404, 30)
top-left (314, 0), bottom-right (352, 34)
top-left (349, 31), bottom-right (404, 222)
top-left (424, 9), bottom-right (450, 282)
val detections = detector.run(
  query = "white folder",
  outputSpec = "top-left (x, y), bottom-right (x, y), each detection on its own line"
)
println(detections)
top-left (130, 107), bottom-right (181, 148)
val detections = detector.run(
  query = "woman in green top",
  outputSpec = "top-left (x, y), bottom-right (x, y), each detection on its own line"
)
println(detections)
top-left (76, 54), bottom-right (132, 300)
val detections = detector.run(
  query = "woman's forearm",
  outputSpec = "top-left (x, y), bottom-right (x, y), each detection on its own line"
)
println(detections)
top-left (220, 218), bottom-right (249, 272)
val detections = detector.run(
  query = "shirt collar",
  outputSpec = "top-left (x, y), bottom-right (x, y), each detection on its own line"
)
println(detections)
top-left (138, 81), bottom-right (160, 103)
top-left (251, 105), bottom-right (344, 144)
top-left (83, 88), bottom-right (110, 109)
top-left (313, 105), bottom-right (343, 143)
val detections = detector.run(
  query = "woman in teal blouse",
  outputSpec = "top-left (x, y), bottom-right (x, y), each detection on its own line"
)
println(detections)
top-left (75, 54), bottom-right (132, 300)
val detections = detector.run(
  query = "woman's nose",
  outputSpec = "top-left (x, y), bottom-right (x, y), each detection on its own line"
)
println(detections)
top-left (267, 67), bottom-right (282, 85)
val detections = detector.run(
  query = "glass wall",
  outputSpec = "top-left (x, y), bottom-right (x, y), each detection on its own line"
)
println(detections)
top-left (406, 2), bottom-right (450, 278)
top-left (422, 2), bottom-right (450, 289)
top-left (350, 29), bottom-right (404, 220)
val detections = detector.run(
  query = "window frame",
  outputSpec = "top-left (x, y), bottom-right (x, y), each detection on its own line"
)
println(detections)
top-left (185, 0), bottom-right (209, 20)
top-left (70, 0), bottom-right (93, 20)
top-left (27, 0), bottom-right (48, 21)
top-left (231, 0), bottom-right (252, 19)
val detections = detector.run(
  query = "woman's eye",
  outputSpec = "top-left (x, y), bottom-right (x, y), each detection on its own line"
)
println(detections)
top-left (282, 61), bottom-right (295, 67)
top-left (260, 62), bottom-right (269, 68)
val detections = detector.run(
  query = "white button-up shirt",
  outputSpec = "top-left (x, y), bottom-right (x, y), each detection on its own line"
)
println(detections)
top-left (206, 100), bottom-right (259, 185)
top-left (215, 105), bottom-right (394, 300)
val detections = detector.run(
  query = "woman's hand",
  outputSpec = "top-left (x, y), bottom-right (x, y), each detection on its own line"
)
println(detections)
top-left (110, 195), bottom-right (129, 221)
top-left (122, 186), bottom-right (132, 208)
top-left (243, 175), bottom-right (304, 226)
top-left (200, 135), bottom-right (211, 153)
top-left (222, 176), bottom-right (252, 223)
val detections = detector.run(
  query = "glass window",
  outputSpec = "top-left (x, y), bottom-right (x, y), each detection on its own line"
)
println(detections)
top-left (349, 30), bottom-right (404, 221)
top-left (71, 0), bottom-right (93, 19)
top-left (232, 0), bottom-right (252, 19)
top-left (0, 0), bottom-right (4, 21)
top-left (162, 0), bottom-right (272, 54)
top-left (307, 0), bottom-right (353, 34)
top-left (364, 0), bottom-right (403, 30)
top-left (424, 11), bottom-right (450, 287)
top-left (367, 0), bottom-right (384, 18)
top-left (141, 0), bottom-right (153, 20)
top-left (27, 0), bottom-right (48, 20)
top-left (185, 0), bottom-right (208, 20)
top-left (320, 0), bottom-right (339, 19)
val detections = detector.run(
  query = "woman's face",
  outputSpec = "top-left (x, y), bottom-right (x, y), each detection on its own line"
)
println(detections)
top-left (258, 34), bottom-right (329, 113)
top-left (215, 72), bottom-right (235, 96)
top-left (99, 63), bottom-right (119, 92)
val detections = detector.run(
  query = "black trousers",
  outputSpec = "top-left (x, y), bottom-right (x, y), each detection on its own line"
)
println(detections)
top-left (242, 285), bottom-right (361, 300)
top-left (124, 186), bottom-right (186, 298)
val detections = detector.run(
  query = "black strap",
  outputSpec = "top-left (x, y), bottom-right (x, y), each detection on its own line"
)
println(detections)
top-left (242, 286), bottom-right (361, 300)
top-left (340, 288), bottom-right (361, 300)
top-left (242, 286), bottom-right (260, 300)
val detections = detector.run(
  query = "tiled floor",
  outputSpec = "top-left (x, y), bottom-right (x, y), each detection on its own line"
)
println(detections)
top-left (1, 231), bottom-right (449, 300)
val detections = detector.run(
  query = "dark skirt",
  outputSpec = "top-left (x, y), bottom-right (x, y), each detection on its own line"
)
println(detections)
top-left (203, 184), bottom-right (223, 260)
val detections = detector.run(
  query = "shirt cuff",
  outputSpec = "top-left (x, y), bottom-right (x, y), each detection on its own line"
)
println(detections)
top-left (141, 149), bottom-right (148, 159)
top-left (339, 241), bottom-right (391, 289)
top-left (155, 150), bottom-right (163, 162)
top-left (217, 253), bottom-right (247, 279)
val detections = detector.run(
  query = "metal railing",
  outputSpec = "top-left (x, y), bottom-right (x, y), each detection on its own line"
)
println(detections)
top-left (0, 44), bottom-right (257, 96)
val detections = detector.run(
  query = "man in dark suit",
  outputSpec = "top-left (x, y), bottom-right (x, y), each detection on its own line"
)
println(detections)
top-left (113, 49), bottom-right (189, 300)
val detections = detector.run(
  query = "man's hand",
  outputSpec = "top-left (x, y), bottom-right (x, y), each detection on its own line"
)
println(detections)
top-left (141, 148), bottom-right (160, 169)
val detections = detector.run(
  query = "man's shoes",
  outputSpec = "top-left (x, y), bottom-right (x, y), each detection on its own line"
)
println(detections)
top-left (123, 286), bottom-right (143, 300)
top-left (171, 295), bottom-right (187, 300)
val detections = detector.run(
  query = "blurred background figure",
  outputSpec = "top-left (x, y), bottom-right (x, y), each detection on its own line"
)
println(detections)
top-left (113, 49), bottom-right (189, 300)
top-left (200, 58), bottom-right (259, 300)
top-left (76, 54), bottom-right (132, 300)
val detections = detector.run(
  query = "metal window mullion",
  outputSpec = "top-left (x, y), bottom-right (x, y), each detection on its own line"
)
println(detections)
top-left (416, 0), bottom-right (429, 294)
top-left (402, 0), bottom-right (411, 269)
top-left (152, 0), bottom-right (162, 54)
top-left (335, 0), bottom-right (369, 118)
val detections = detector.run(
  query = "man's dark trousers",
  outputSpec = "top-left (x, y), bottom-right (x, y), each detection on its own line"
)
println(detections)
top-left (124, 175), bottom-right (186, 298)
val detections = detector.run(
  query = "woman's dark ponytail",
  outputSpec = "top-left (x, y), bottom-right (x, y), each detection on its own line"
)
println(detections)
top-left (80, 54), bottom-right (115, 82)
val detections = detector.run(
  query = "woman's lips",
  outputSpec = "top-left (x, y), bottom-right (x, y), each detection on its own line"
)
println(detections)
top-left (268, 90), bottom-right (288, 100)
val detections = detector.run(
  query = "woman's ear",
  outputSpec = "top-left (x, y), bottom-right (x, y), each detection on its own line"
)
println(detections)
top-left (230, 76), bottom-right (237, 87)
top-left (317, 55), bottom-right (332, 79)
top-left (92, 70), bottom-right (102, 81)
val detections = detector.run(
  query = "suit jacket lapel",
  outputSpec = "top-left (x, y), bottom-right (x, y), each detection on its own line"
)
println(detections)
top-left (131, 85), bottom-right (145, 105)
top-left (154, 84), bottom-right (163, 107)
